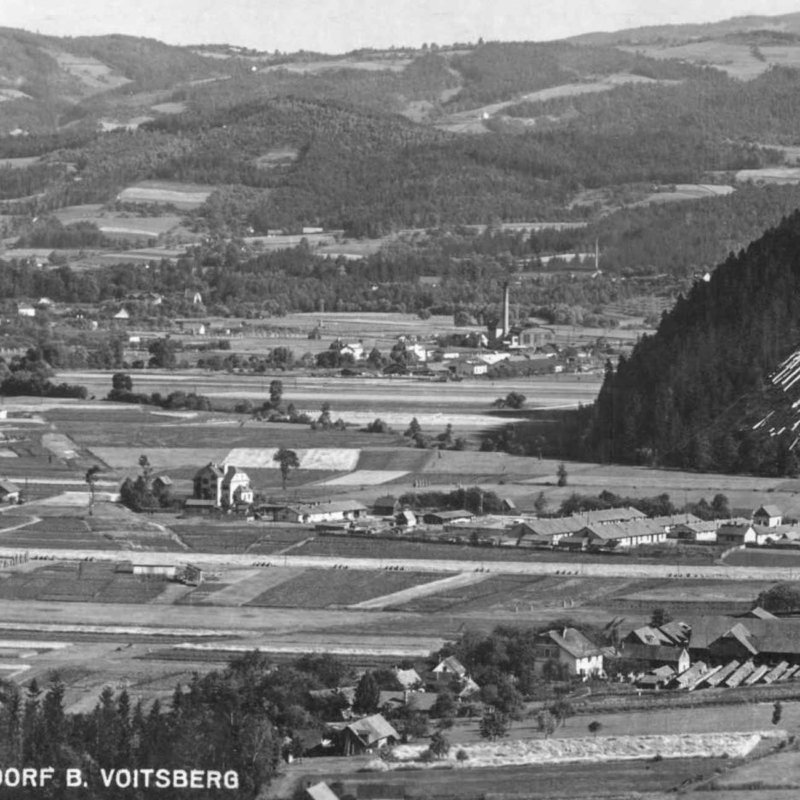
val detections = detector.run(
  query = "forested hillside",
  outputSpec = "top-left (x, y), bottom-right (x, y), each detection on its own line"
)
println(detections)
top-left (575, 210), bottom-right (800, 476)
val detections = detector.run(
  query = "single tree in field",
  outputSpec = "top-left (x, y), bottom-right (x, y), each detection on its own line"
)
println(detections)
top-left (536, 709), bottom-right (556, 739)
top-left (428, 730), bottom-right (450, 759)
top-left (533, 491), bottom-right (548, 515)
top-left (479, 709), bottom-right (509, 741)
top-left (773, 700), bottom-right (783, 726)
top-left (557, 463), bottom-right (568, 487)
top-left (588, 720), bottom-right (602, 737)
top-left (85, 465), bottom-right (101, 515)
top-left (269, 379), bottom-right (283, 408)
top-left (273, 449), bottom-right (300, 491)
top-left (404, 417), bottom-right (422, 438)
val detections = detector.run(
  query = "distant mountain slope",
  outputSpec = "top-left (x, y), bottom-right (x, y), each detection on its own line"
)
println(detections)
top-left (580, 210), bottom-right (800, 476)
top-left (569, 13), bottom-right (800, 46)
top-left (0, 28), bottom-right (227, 132)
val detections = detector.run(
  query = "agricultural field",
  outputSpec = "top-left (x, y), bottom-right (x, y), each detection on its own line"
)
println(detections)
top-left (724, 548), bottom-right (800, 568)
top-left (0, 561), bottom-right (168, 603)
top-left (116, 180), bottom-right (213, 208)
top-left (244, 568), bottom-right (440, 608)
top-left (736, 167), bottom-right (800, 184)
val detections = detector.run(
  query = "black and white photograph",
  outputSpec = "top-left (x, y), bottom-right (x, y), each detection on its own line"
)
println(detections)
top-left (4, 0), bottom-right (800, 797)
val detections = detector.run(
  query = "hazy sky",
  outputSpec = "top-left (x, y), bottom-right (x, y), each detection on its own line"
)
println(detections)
top-left (6, 0), bottom-right (800, 52)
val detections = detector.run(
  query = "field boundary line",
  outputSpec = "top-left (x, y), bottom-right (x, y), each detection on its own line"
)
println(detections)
top-left (348, 571), bottom-right (492, 610)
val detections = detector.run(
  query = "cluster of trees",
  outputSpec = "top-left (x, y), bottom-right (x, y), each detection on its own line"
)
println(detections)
top-left (0, 348), bottom-right (86, 399)
top-left (397, 486), bottom-right (506, 515)
top-left (119, 455), bottom-right (174, 512)
top-left (402, 418), bottom-right (467, 450)
top-left (556, 490), bottom-right (731, 520)
top-left (107, 372), bottom-right (211, 412)
top-left (0, 661), bottom-right (287, 799)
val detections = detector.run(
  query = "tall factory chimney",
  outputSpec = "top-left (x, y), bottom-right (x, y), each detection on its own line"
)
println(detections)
top-left (503, 282), bottom-right (510, 335)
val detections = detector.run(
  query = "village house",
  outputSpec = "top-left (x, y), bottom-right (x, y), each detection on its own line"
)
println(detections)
top-left (432, 655), bottom-right (468, 682)
top-left (534, 627), bottom-right (604, 678)
top-left (671, 519), bottom-right (719, 542)
top-left (340, 714), bottom-right (398, 756)
top-left (192, 463), bottom-right (254, 509)
top-left (753, 505), bottom-right (783, 527)
top-left (716, 522), bottom-right (759, 546)
top-left (17, 303), bottom-right (35, 318)
top-left (689, 615), bottom-right (800, 666)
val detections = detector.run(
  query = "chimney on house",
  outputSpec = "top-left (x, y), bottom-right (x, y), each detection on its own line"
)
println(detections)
top-left (503, 282), bottom-right (510, 336)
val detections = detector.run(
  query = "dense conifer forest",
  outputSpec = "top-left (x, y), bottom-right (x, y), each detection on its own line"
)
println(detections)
top-left (572, 210), bottom-right (800, 475)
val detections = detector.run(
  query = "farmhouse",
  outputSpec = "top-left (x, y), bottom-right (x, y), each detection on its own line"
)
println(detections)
top-left (276, 500), bottom-right (366, 524)
top-left (689, 615), bottom-right (800, 665)
top-left (671, 520), bottom-right (718, 542)
top-left (534, 627), bottom-right (604, 678)
top-left (619, 643), bottom-right (691, 675)
top-left (340, 714), bottom-right (398, 755)
top-left (432, 655), bottom-right (468, 681)
top-left (16, 303), bottom-right (35, 318)
top-left (192, 463), bottom-right (254, 509)
top-left (716, 522), bottom-right (757, 546)
top-left (753, 505), bottom-right (783, 527)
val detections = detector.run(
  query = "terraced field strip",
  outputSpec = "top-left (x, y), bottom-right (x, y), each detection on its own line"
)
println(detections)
top-left (171, 640), bottom-right (438, 658)
top-left (349, 571), bottom-right (493, 610)
top-left (319, 470), bottom-right (408, 486)
top-left (226, 447), bottom-right (361, 470)
top-left (193, 568), bottom-right (305, 606)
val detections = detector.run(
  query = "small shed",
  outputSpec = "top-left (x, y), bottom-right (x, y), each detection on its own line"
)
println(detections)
top-left (0, 480), bottom-right (20, 504)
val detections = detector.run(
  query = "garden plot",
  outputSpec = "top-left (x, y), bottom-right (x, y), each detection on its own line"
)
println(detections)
top-left (42, 433), bottom-right (80, 460)
top-left (387, 731), bottom-right (778, 770)
top-left (225, 448), bottom-right (360, 471)
top-left (320, 470), bottom-right (408, 486)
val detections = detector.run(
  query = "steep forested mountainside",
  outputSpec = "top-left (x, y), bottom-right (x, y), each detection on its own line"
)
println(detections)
top-left (582, 210), bottom-right (800, 475)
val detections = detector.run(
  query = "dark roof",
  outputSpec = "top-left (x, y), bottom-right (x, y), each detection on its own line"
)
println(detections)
top-left (434, 655), bottom-right (467, 676)
top-left (689, 616), bottom-right (800, 656)
top-left (345, 714), bottom-right (398, 745)
top-left (621, 643), bottom-right (688, 664)
top-left (542, 628), bottom-right (603, 659)
top-left (755, 505), bottom-right (783, 518)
